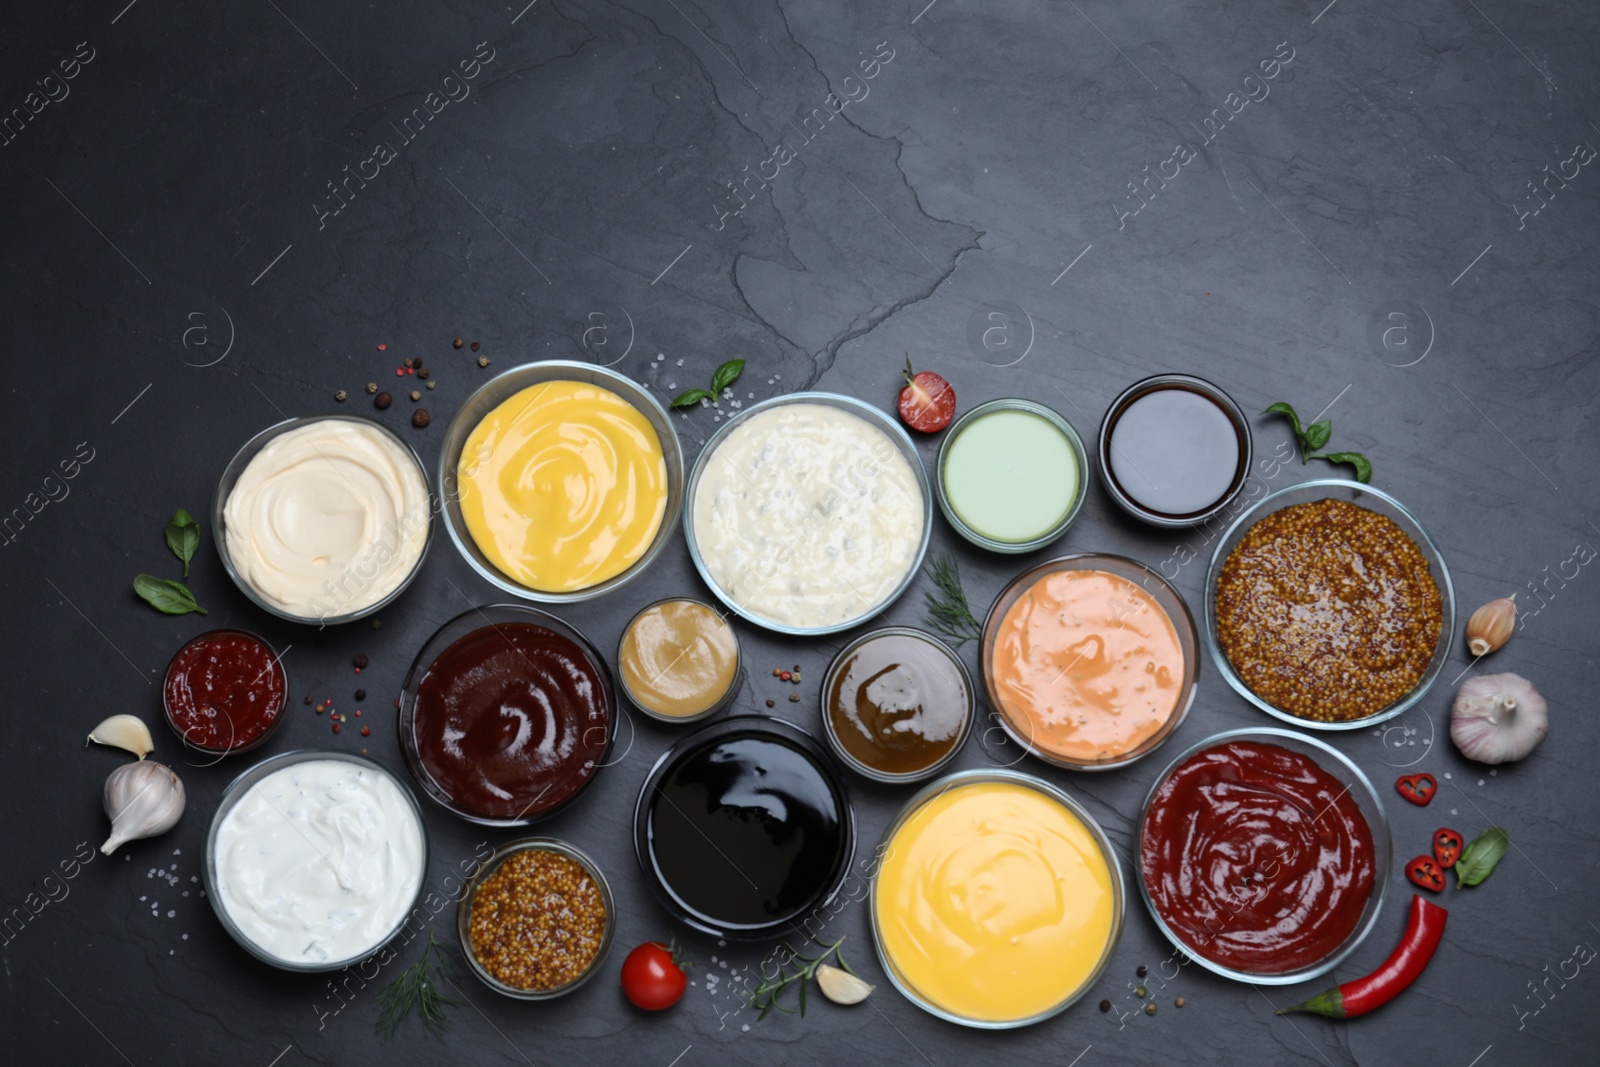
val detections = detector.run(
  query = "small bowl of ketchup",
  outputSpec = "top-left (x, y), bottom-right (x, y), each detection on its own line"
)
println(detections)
top-left (163, 629), bottom-right (289, 755)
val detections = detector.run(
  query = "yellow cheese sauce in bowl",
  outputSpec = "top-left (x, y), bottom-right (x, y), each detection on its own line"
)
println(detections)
top-left (440, 363), bottom-right (683, 602)
top-left (871, 770), bottom-right (1123, 1028)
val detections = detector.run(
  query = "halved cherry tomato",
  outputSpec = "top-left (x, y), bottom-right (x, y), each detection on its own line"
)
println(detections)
top-left (621, 941), bottom-right (688, 1011)
top-left (897, 356), bottom-right (956, 433)
top-left (1405, 855), bottom-right (1445, 892)
top-left (1432, 828), bottom-right (1463, 869)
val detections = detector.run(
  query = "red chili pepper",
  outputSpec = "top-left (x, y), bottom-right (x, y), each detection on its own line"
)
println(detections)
top-left (1432, 827), bottom-right (1463, 869)
top-left (1279, 895), bottom-right (1448, 1018)
top-left (1405, 855), bottom-right (1445, 892)
top-left (1395, 772), bottom-right (1437, 806)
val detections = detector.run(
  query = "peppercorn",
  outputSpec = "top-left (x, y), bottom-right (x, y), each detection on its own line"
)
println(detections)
top-left (365, 382), bottom-right (378, 394)
top-left (1175, 996), bottom-right (1185, 1008)
top-left (1145, 1002), bottom-right (1157, 1016)
top-left (788, 693), bottom-right (800, 702)
top-left (1099, 1000), bottom-right (1111, 1013)
top-left (453, 338), bottom-right (464, 349)
top-left (375, 391), bottom-right (393, 409)
top-left (477, 355), bottom-right (490, 367)
top-left (427, 381), bottom-right (436, 390)
top-left (304, 696), bottom-right (312, 706)
top-left (334, 389), bottom-right (347, 402)
top-left (413, 408), bottom-right (431, 428)
top-left (355, 709), bottom-right (362, 717)
top-left (1137, 965), bottom-right (1148, 977)
top-left (779, 670), bottom-right (792, 682)
top-left (417, 367), bottom-right (430, 379)
top-left (395, 368), bottom-right (405, 377)
top-left (766, 700), bottom-right (774, 708)
top-left (403, 358), bottom-right (413, 369)
top-left (332, 723), bottom-right (341, 734)
top-left (361, 726), bottom-right (371, 737)
top-left (773, 668), bottom-right (781, 677)
top-left (406, 390), bottom-right (418, 402)
top-left (1135, 986), bottom-right (1147, 998)
top-left (354, 654), bottom-right (369, 669)
top-left (377, 343), bottom-right (388, 351)
top-left (470, 341), bottom-right (480, 351)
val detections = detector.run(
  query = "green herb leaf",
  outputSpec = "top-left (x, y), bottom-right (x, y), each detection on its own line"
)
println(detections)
top-left (376, 932), bottom-right (461, 1042)
top-left (1456, 827), bottom-right (1510, 887)
top-left (711, 358), bottom-right (745, 395)
top-left (671, 389), bottom-right (712, 408)
top-left (922, 554), bottom-right (982, 647)
top-left (1263, 402), bottom-right (1304, 440)
top-left (748, 934), bottom-right (850, 1023)
top-left (1304, 420), bottom-right (1332, 452)
top-left (1310, 451), bottom-right (1373, 483)
top-left (165, 509), bottom-right (200, 577)
top-left (134, 574), bottom-right (206, 615)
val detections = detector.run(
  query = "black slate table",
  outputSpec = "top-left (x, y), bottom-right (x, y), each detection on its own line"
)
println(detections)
top-left (4, 2), bottom-right (1596, 1065)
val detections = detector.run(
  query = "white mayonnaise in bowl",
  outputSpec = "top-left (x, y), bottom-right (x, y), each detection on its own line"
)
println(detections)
top-left (204, 750), bottom-right (428, 972)
top-left (684, 392), bottom-right (932, 636)
top-left (214, 415), bottom-right (433, 626)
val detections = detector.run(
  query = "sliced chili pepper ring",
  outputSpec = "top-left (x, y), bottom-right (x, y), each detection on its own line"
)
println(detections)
top-left (1395, 772), bottom-right (1437, 806)
top-left (1432, 828), bottom-right (1463, 869)
top-left (1405, 855), bottom-right (1445, 892)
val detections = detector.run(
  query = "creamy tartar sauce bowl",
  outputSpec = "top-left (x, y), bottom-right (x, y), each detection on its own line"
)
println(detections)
top-left (206, 751), bottom-right (427, 971)
top-left (686, 394), bottom-right (931, 634)
top-left (217, 415), bottom-right (431, 624)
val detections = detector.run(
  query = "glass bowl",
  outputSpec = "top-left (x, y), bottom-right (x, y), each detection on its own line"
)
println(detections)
top-left (162, 628), bottom-right (288, 756)
top-left (213, 414), bottom-right (433, 626)
top-left (456, 837), bottom-right (616, 1000)
top-left (682, 392), bottom-right (932, 636)
top-left (980, 553), bottom-right (1200, 771)
top-left (819, 626), bottom-right (974, 784)
top-left (1204, 478), bottom-right (1456, 731)
top-left (869, 768), bottom-right (1125, 1028)
top-left (1097, 374), bottom-right (1253, 528)
top-left (436, 360), bottom-right (684, 604)
top-left (1136, 727), bottom-right (1392, 985)
top-left (397, 604), bottom-right (616, 826)
top-left (203, 749), bottom-right (428, 972)
top-left (616, 597), bottom-right (743, 725)
top-left (632, 715), bottom-right (855, 940)
top-left (934, 398), bottom-right (1088, 553)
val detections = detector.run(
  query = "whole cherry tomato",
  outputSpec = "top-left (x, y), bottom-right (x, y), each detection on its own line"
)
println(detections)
top-left (621, 941), bottom-right (688, 1011)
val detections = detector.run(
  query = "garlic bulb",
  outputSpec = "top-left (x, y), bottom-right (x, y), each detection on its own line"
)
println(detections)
top-left (87, 714), bottom-right (154, 759)
top-left (101, 760), bottom-right (186, 854)
top-left (1465, 595), bottom-right (1516, 657)
top-left (816, 963), bottom-right (874, 1005)
top-left (1450, 673), bottom-right (1547, 765)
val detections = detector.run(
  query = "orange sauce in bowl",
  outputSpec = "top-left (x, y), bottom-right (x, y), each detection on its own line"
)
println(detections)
top-left (990, 569), bottom-right (1184, 763)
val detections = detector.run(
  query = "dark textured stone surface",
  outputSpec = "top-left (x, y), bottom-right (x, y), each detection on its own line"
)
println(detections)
top-left (2, 1), bottom-right (1596, 1064)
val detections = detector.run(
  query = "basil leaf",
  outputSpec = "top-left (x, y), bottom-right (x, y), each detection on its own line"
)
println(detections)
top-left (711, 359), bottom-right (745, 395)
top-left (671, 389), bottom-right (712, 408)
top-left (134, 574), bottom-right (207, 615)
top-left (1311, 451), bottom-right (1373, 483)
top-left (1263, 402), bottom-right (1304, 439)
top-left (1305, 420), bottom-right (1332, 452)
top-left (1456, 827), bottom-right (1510, 887)
top-left (165, 509), bottom-right (200, 577)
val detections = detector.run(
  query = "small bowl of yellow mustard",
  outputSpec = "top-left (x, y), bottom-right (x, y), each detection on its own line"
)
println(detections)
top-left (617, 598), bottom-right (741, 724)
top-left (438, 362), bottom-right (684, 603)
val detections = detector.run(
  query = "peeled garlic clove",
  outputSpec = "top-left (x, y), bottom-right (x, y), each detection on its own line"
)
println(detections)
top-left (87, 714), bottom-right (154, 759)
top-left (101, 760), bottom-right (186, 854)
top-left (1450, 672), bottom-right (1547, 765)
top-left (1465, 595), bottom-right (1516, 657)
top-left (816, 963), bottom-right (874, 1005)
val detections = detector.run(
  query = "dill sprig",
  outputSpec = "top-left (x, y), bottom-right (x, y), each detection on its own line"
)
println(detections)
top-left (375, 931), bottom-right (462, 1042)
top-left (922, 554), bottom-right (983, 646)
top-left (750, 935), bottom-right (856, 1020)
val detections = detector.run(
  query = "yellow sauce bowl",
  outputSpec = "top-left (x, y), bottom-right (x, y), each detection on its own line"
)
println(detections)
top-left (870, 770), bottom-right (1124, 1027)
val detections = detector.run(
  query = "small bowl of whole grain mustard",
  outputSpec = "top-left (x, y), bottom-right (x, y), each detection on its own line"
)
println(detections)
top-left (1205, 479), bottom-right (1455, 731)
top-left (457, 838), bottom-right (615, 999)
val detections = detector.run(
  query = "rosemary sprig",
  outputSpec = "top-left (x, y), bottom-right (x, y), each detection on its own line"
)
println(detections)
top-left (922, 554), bottom-right (982, 646)
top-left (375, 932), bottom-right (462, 1042)
top-left (750, 935), bottom-right (856, 1020)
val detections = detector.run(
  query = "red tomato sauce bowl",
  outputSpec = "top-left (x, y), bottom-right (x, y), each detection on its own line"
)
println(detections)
top-left (1136, 727), bottom-right (1391, 984)
top-left (162, 629), bottom-right (288, 754)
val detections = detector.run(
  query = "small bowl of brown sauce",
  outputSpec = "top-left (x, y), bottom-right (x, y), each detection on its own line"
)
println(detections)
top-left (821, 627), bottom-right (974, 783)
